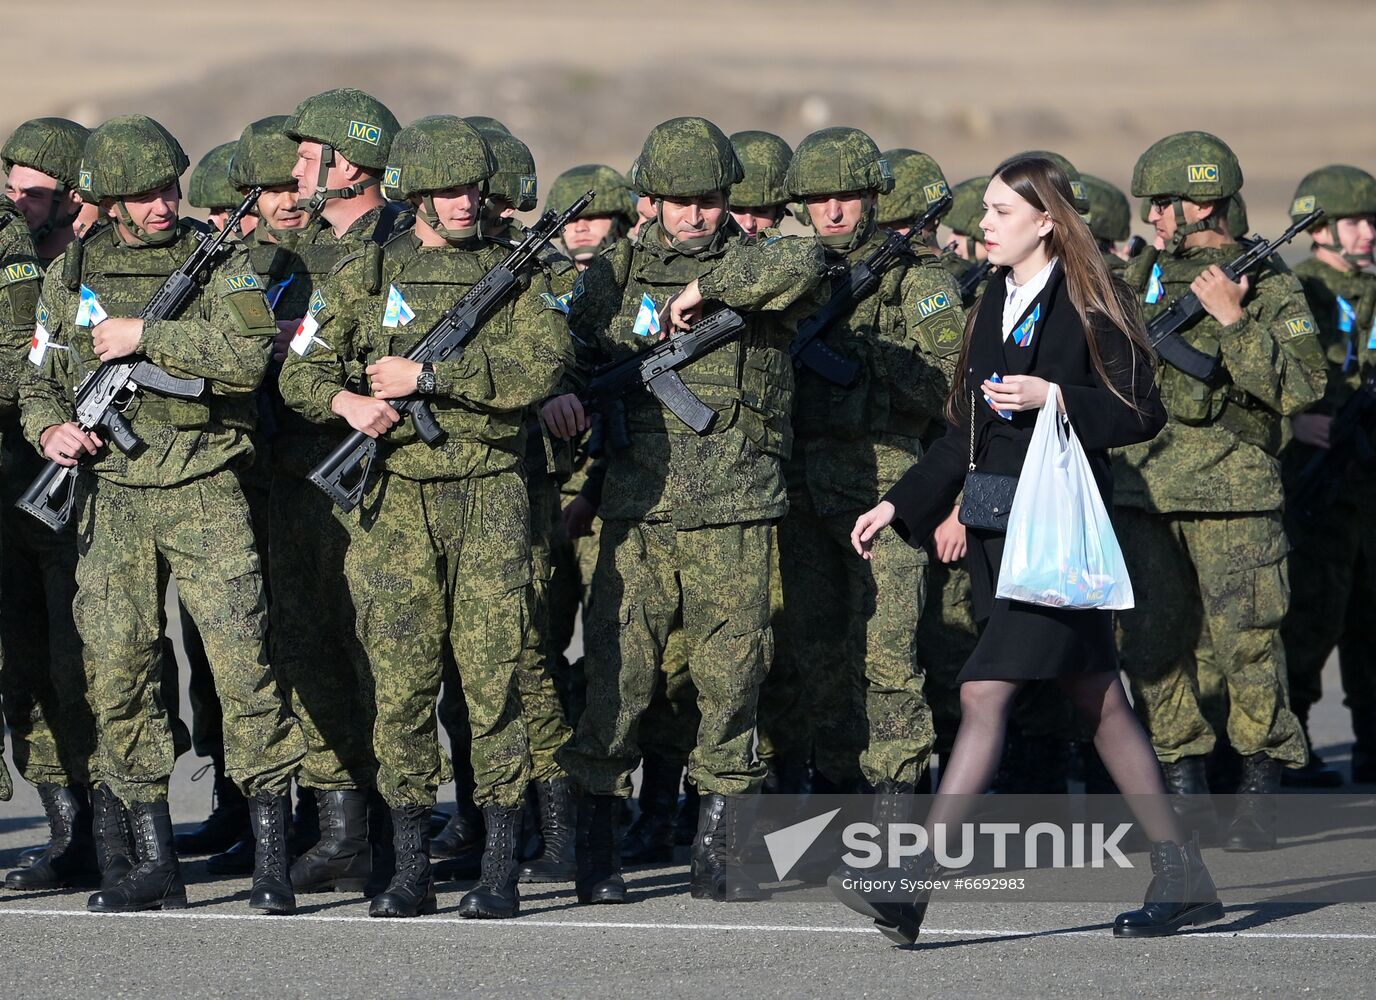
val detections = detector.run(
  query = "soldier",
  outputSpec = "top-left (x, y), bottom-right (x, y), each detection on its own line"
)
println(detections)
top-left (542, 116), bottom-right (826, 904)
top-left (876, 147), bottom-right (951, 242)
top-left (3, 118), bottom-right (90, 266)
top-left (279, 115), bottom-right (568, 920)
top-left (188, 141), bottom-right (252, 236)
top-left (19, 114), bottom-right (305, 912)
top-left (1280, 165), bottom-right (1376, 787)
top-left (775, 127), bottom-right (958, 812)
top-left (1115, 131), bottom-right (1327, 850)
top-left (728, 131), bottom-right (793, 237)
top-left (549, 164), bottom-right (635, 270)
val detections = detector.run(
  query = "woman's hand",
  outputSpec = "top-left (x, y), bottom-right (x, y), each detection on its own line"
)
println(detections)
top-left (981, 375), bottom-right (1062, 413)
top-left (851, 500), bottom-right (896, 560)
top-left (932, 507), bottom-right (967, 563)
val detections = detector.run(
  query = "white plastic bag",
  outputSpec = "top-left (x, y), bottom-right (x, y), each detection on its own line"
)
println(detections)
top-left (994, 384), bottom-right (1134, 610)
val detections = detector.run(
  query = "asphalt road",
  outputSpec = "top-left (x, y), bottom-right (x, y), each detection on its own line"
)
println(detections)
top-left (2, 658), bottom-right (1371, 999)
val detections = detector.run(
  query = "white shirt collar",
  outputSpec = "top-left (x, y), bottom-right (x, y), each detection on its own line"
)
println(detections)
top-left (1002, 256), bottom-right (1058, 340)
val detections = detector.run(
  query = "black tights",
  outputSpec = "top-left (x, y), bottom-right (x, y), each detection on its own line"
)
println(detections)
top-left (927, 671), bottom-right (1183, 844)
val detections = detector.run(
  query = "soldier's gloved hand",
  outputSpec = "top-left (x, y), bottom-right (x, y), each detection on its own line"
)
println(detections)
top-left (366, 356), bottom-right (421, 399)
top-left (933, 507), bottom-right (967, 563)
top-left (851, 500), bottom-right (896, 561)
top-left (40, 422), bottom-right (103, 466)
top-left (542, 393), bottom-right (588, 440)
top-left (666, 278), bottom-right (704, 333)
top-left (330, 390), bottom-right (401, 438)
top-left (563, 494), bottom-right (597, 538)
top-left (1192, 266), bottom-right (1248, 327)
top-left (1290, 412), bottom-right (1332, 449)
top-left (91, 317), bottom-right (144, 361)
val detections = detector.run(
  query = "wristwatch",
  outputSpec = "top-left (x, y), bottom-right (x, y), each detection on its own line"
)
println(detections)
top-left (416, 362), bottom-right (436, 395)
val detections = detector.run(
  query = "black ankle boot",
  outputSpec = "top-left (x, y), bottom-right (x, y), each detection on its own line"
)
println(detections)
top-left (290, 790), bottom-right (371, 893)
top-left (174, 758), bottom-right (249, 856)
top-left (1224, 753), bottom-right (1280, 852)
top-left (87, 800), bottom-right (186, 912)
top-left (247, 792), bottom-right (295, 914)
top-left (431, 794), bottom-right (485, 859)
top-left (674, 781), bottom-right (699, 847)
top-left (6, 783), bottom-right (98, 889)
top-left (518, 778), bottom-right (577, 882)
top-left (575, 792), bottom-right (626, 904)
top-left (368, 804), bottom-right (436, 918)
top-left (1113, 833), bottom-right (1224, 936)
top-left (828, 780), bottom-right (933, 943)
top-left (690, 792), bottom-right (763, 903)
top-left (621, 756), bottom-right (681, 865)
top-left (1162, 756), bottom-right (1218, 846)
top-left (91, 784), bottom-right (135, 890)
top-left (459, 803), bottom-right (523, 918)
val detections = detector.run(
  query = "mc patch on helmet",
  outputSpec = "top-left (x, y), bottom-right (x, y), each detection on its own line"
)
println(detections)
top-left (348, 121), bottom-right (382, 145)
top-left (383, 166), bottom-right (401, 189)
top-left (1188, 164), bottom-right (1220, 184)
top-left (1069, 180), bottom-right (1088, 204)
top-left (519, 175), bottom-right (537, 201)
top-left (923, 180), bottom-right (949, 204)
top-left (4, 262), bottom-right (39, 283)
top-left (917, 292), bottom-right (951, 318)
top-left (1286, 317), bottom-right (1315, 338)
top-left (1291, 195), bottom-right (1316, 215)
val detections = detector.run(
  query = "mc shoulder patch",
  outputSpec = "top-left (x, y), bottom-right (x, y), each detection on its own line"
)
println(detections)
top-left (916, 291), bottom-right (952, 318)
top-left (224, 273), bottom-right (263, 293)
top-left (348, 121), bottom-right (382, 145)
top-left (1285, 316), bottom-right (1315, 338)
top-left (3, 261), bottom-right (39, 284)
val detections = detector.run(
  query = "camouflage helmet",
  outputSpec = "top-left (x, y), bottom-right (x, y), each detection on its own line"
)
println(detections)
top-left (1011, 150), bottom-right (1090, 216)
top-left (1139, 196), bottom-right (1151, 224)
top-left (876, 148), bottom-right (950, 226)
top-left (946, 176), bottom-right (991, 237)
top-left (386, 115), bottom-right (495, 200)
top-left (84, 114), bottom-right (190, 201)
top-left (464, 116), bottom-right (510, 136)
top-left (283, 88), bottom-right (398, 171)
top-left (1228, 192), bottom-right (1249, 236)
top-left (1289, 164), bottom-right (1376, 223)
top-left (786, 127), bottom-right (894, 199)
top-left (188, 142), bottom-right (240, 210)
top-left (473, 126), bottom-right (537, 212)
top-left (1081, 174), bottom-right (1130, 243)
top-left (729, 130), bottom-right (793, 209)
top-left (633, 117), bottom-right (743, 199)
top-left (228, 116), bottom-right (297, 191)
top-left (2, 117), bottom-right (90, 189)
top-left (546, 164), bottom-right (634, 221)
top-left (1131, 131), bottom-right (1242, 201)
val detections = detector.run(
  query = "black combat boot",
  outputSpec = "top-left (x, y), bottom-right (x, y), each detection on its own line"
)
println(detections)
top-left (1161, 756), bottom-right (1218, 846)
top-left (431, 794), bottom-right (485, 860)
top-left (690, 792), bottom-right (763, 903)
top-left (828, 779), bottom-right (924, 934)
top-left (458, 803), bottom-right (523, 918)
top-left (368, 804), bottom-right (436, 918)
top-left (1282, 711), bottom-right (1343, 789)
top-left (91, 784), bottom-right (135, 890)
top-left (1113, 833), bottom-right (1224, 936)
top-left (1352, 712), bottom-right (1376, 785)
top-left (248, 792), bottom-right (295, 915)
top-left (1224, 753), bottom-right (1281, 852)
top-left (574, 792), bottom-right (627, 904)
top-left (290, 790), bottom-right (371, 894)
top-left (621, 756), bottom-right (681, 865)
top-left (87, 800), bottom-right (186, 912)
top-left (5, 783), bottom-right (99, 889)
top-left (174, 757), bottom-right (249, 856)
top-left (13, 844), bottom-right (44, 869)
top-left (674, 781), bottom-right (700, 847)
top-left (518, 778), bottom-right (577, 882)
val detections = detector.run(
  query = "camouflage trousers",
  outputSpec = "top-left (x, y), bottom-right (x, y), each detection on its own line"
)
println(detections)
top-left (557, 519), bottom-right (773, 797)
top-left (0, 491), bottom-right (92, 787)
top-left (347, 472), bottom-right (532, 810)
top-left (1282, 497), bottom-right (1376, 720)
top-left (74, 471), bottom-right (304, 803)
top-left (776, 504), bottom-right (934, 787)
top-left (546, 489), bottom-right (599, 725)
top-left (748, 534), bottom-right (800, 768)
top-left (637, 614), bottom-right (698, 765)
top-left (270, 472), bottom-right (376, 791)
top-left (1116, 507), bottom-right (1306, 767)
top-left (439, 474), bottom-right (570, 785)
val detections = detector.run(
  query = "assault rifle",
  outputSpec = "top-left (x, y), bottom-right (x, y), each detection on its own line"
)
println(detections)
top-left (310, 190), bottom-right (595, 513)
top-left (17, 187), bottom-right (263, 531)
top-left (791, 192), bottom-right (953, 386)
top-left (1146, 208), bottom-right (1324, 383)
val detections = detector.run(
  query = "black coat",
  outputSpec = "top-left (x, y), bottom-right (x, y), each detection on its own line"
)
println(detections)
top-left (884, 260), bottom-right (1167, 680)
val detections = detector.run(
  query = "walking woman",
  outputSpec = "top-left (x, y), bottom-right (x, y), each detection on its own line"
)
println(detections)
top-left (838, 155), bottom-right (1223, 944)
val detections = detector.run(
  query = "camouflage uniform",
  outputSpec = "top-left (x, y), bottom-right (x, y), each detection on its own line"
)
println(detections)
top-left (18, 121), bottom-right (304, 806)
top-left (1114, 133), bottom-right (1327, 770)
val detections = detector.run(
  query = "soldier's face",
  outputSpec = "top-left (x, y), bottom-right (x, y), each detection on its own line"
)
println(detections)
top-left (803, 192), bottom-right (868, 238)
top-left (730, 206), bottom-right (785, 237)
top-left (1147, 196), bottom-right (1210, 245)
top-left (659, 192), bottom-right (728, 241)
top-left (108, 182), bottom-right (179, 240)
top-left (979, 175), bottom-right (1051, 267)
top-left (563, 214), bottom-right (617, 256)
top-left (5, 164), bottom-right (77, 235)
top-left (1334, 216), bottom-right (1376, 259)
top-left (258, 185), bottom-right (305, 231)
top-left (292, 141), bottom-right (324, 199)
top-left (429, 184), bottom-right (482, 230)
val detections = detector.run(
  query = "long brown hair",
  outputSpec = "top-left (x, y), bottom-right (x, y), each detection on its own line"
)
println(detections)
top-left (944, 155), bottom-right (1155, 423)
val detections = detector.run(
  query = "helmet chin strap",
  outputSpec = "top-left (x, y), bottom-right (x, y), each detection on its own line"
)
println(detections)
top-left (304, 143), bottom-right (379, 218)
top-left (418, 195), bottom-right (481, 247)
top-left (30, 185), bottom-right (80, 243)
top-left (1312, 223), bottom-right (1374, 270)
top-left (1166, 196), bottom-right (1223, 255)
top-left (114, 199), bottom-right (177, 247)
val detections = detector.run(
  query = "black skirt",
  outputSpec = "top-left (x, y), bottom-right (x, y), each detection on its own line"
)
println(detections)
top-left (957, 529), bottom-right (1119, 682)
